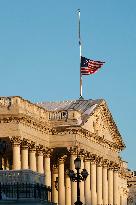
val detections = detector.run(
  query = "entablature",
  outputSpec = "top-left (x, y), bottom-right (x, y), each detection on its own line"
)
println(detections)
top-left (49, 125), bottom-right (123, 153)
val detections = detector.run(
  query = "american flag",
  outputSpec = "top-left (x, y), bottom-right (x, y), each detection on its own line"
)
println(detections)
top-left (81, 56), bottom-right (105, 75)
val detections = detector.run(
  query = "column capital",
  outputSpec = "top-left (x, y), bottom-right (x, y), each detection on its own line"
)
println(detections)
top-left (10, 136), bottom-right (22, 146)
top-left (102, 159), bottom-right (109, 168)
top-left (108, 161), bottom-right (115, 170)
top-left (122, 187), bottom-right (129, 197)
top-left (58, 155), bottom-right (67, 164)
top-left (67, 146), bottom-right (78, 155)
top-left (90, 154), bottom-right (97, 164)
top-left (21, 138), bottom-right (29, 149)
top-left (96, 156), bottom-right (103, 167)
top-left (44, 148), bottom-right (53, 158)
top-left (78, 148), bottom-right (86, 157)
top-left (84, 152), bottom-right (91, 162)
top-left (36, 145), bottom-right (44, 156)
top-left (113, 163), bottom-right (120, 172)
top-left (29, 141), bottom-right (36, 152)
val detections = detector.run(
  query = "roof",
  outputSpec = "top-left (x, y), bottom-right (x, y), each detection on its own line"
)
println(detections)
top-left (37, 98), bottom-right (102, 115)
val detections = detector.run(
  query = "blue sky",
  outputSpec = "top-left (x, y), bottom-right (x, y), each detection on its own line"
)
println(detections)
top-left (0, 1), bottom-right (136, 169)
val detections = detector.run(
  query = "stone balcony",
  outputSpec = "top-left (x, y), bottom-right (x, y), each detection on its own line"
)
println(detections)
top-left (0, 169), bottom-right (45, 185)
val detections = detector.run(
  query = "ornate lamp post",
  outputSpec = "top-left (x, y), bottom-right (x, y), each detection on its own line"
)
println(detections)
top-left (68, 156), bottom-right (88, 205)
top-left (55, 176), bottom-right (59, 191)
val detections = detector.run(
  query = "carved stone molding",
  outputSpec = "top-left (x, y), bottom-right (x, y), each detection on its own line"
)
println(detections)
top-left (0, 97), bottom-right (12, 109)
top-left (10, 136), bottom-right (22, 146)
top-left (50, 127), bottom-right (79, 135)
top-left (0, 115), bottom-right (49, 134)
top-left (50, 125), bottom-right (122, 152)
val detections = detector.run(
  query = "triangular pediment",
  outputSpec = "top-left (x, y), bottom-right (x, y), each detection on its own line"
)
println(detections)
top-left (82, 100), bottom-right (125, 150)
top-left (37, 97), bottom-right (125, 151)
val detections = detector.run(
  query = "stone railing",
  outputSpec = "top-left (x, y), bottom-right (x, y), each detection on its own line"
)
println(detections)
top-left (0, 169), bottom-right (44, 184)
top-left (0, 96), bottom-right (49, 122)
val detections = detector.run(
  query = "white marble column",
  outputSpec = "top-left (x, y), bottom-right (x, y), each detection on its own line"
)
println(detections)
top-left (90, 155), bottom-right (97, 205)
top-left (113, 166), bottom-right (119, 205)
top-left (118, 190), bottom-right (121, 205)
top-left (29, 142), bottom-right (36, 171)
top-left (58, 155), bottom-right (66, 205)
top-left (102, 160), bottom-right (108, 205)
top-left (21, 139), bottom-right (29, 169)
top-left (123, 195), bottom-right (128, 205)
top-left (108, 163), bottom-right (114, 205)
top-left (44, 148), bottom-right (52, 201)
top-left (120, 189), bottom-right (128, 205)
top-left (97, 157), bottom-right (103, 205)
top-left (65, 171), bottom-right (71, 205)
top-left (52, 165), bottom-right (58, 204)
top-left (69, 147), bottom-right (77, 205)
top-left (37, 145), bottom-right (44, 174)
top-left (11, 136), bottom-right (21, 170)
top-left (44, 149), bottom-right (52, 187)
top-left (84, 155), bottom-right (91, 205)
top-left (120, 194), bottom-right (123, 205)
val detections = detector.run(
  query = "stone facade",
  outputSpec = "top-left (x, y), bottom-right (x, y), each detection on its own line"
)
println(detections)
top-left (128, 172), bottom-right (136, 205)
top-left (0, 96), bottom-right (130, 205)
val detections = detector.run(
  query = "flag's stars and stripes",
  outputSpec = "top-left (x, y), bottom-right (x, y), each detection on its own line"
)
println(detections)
top-left (81, 56), bottom-right (105, 75)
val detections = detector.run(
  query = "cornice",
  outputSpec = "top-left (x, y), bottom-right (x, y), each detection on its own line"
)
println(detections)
top-left (0, 114), bottom-right (50, 133)
top-left (50, 126), bottom-right (123, 151)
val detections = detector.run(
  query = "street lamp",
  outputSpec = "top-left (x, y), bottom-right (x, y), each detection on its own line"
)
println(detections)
top-left (68, 156), bottom-right (88, 205)
top-left (55, 177), bottom-right (59, 191)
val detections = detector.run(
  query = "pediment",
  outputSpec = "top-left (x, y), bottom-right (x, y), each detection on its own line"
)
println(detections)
top-left (82, 100), bottom-right (125, 150)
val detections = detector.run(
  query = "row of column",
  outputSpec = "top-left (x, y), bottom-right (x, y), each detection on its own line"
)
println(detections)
top-left (52, 151), bottom-right (121, 205)
top-left (10, 139), bottom-right (127, 205)
top-left (11, 137), bottom-right (52, 188)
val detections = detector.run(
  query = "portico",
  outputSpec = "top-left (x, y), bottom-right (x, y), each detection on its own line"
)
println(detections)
top-left (0, 96), bottom-right (129, 205)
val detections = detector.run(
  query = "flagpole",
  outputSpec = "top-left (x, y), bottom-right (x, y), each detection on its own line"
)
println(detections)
top-left (77, 9), bottom-right (82, 98)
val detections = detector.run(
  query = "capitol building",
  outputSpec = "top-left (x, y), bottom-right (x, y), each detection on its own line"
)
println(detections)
top-left (0, 96), bottom-right (135, 205)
